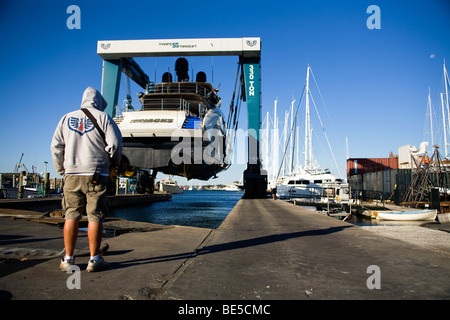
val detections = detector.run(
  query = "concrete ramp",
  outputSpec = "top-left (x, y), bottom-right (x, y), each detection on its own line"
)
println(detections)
top-left (163, 198), bottom-right (450, 299)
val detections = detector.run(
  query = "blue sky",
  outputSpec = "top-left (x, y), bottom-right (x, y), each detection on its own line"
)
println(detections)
top-left (1, 0), bottom-right (449, 185)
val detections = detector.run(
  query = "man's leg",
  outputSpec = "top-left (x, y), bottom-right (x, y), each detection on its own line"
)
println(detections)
top-left (64, 219), bottom-right (80, 256)
top-left (61, 175), bottom-right (85, 270)
top-left (86, 176), bottom-right (109, 272)
top-left (86, 176), bottom-right (107, 257)
top-left (88, 221), bottom-right (103, 257)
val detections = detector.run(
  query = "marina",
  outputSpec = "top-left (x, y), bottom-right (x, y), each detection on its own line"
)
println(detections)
top-left (1, 0), bottom-right (450, 305)
top-left (264, 66), bottom-right (349, 203)
top-left (2, 58), bottom-right (450, 299)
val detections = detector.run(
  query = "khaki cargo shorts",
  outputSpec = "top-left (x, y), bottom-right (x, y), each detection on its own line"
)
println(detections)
top-left (62, 175), bottom-right (109, 222)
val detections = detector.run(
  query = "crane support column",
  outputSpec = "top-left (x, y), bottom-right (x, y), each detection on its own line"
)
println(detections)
top-left (101, 58), bottom-right (151, 118)
top-left (101, 59), bottom-right (122, 118)
top-left (242, 58), bottom-right (267, 198)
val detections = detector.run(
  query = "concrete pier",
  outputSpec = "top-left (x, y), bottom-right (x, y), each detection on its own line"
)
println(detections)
top-left (164, 199), bottom-right (450, 299)
top-left (1, 198), bottom-right (450, 300)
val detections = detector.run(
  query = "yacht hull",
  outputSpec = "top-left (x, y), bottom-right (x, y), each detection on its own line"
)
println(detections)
top-left (123, 136), bottom-right (228, 180)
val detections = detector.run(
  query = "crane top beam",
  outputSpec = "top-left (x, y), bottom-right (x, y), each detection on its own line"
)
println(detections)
top-left (97, 37), bottom-right (260, 59)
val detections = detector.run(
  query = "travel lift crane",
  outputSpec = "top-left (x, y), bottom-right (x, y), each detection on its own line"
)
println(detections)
top-left (13, 153), bottom-right (29, 173)
top-left (97, 38), bottom-right (267, 198)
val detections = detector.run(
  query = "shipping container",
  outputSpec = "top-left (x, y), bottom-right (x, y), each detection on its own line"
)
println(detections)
top-left (347, 158), bottom-right (399, 177)
top-left (347, 168), bottom-right (410, 201)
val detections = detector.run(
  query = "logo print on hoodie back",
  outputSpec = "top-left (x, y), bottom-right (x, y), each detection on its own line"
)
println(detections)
top-left (68, 117), bottom-right (94, 135)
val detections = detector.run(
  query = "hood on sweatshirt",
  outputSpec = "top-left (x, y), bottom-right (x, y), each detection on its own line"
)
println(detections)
top-left (81, 87), bottom-right (108, 111)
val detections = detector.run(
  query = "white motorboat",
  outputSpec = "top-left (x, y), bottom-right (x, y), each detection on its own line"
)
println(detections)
top-left (276, 169), bottom-right (349, 202)
top-left (115, 57), bottom-right (231, 181)
top-left (159, 179), bottom-right (183, 194)
top-left (223, 183), bottom-right (242, 191)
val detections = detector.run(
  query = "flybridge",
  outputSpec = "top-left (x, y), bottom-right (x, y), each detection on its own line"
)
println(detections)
top-left (97, 37), bottom-right (261, 59)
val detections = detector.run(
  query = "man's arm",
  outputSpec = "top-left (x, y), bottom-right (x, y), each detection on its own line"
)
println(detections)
top-left (104, 116), bottom-right (123, 167)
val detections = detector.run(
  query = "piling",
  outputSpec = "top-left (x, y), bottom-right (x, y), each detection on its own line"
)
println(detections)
top-left (17, 171), bottom-right (25, 199)
top-left (44, 172), bottom-right (50, 197)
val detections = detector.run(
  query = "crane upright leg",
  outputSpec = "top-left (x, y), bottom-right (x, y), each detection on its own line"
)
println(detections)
top-left (242, 58), bottom-right (267, 198)
top-left (101, 59), bottom-right (122, 118)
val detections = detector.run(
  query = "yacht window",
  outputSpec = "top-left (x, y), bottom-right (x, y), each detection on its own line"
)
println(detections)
top-left (313, 180), bottom-right (322, 184)
top-left (301, 180), bottom-right (310, 185)
top-left (288, 180), bottom-right (295, 185)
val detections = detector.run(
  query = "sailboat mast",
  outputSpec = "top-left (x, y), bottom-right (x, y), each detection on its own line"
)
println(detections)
top-left (264, 111), bottom-right (270, 177)
top-left (289, 98), bottom-right (296, 173)
top-left (296, 126), bottom-right (300, 170)
top-left (304, 65), bottom-right (311, 170)
top-left (444, 60), bottom-right (450, 150)
top-left (283, 110), bottom-right (288, 175)
top-left (273, 99), bottom-right (279, 184)
top-left (441, 92), bottom-right (448, 157)
top-left (428, 87), bottom-right (434, 147)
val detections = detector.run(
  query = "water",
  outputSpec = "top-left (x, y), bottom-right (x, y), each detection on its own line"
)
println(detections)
top-left (110, 190), bottom-right (243, 229)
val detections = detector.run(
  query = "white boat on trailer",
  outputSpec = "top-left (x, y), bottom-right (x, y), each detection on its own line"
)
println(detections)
top-left (372, 209), bottom-right (437, 221)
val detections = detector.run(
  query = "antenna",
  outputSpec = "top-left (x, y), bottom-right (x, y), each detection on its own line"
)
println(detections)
top-left (346, 136), bottom-right (349, 159)
top-left (211, 56), bottom-right (214, 86)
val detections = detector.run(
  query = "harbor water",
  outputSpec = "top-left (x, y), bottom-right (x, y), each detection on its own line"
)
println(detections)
top-left (110, 190), bottom-right (243, 229)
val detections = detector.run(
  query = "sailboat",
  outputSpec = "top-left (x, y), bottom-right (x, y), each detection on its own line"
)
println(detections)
top-left (440, 59), bottom-right (450, 158)
top-left (275, 65), bottom-right (349, 203)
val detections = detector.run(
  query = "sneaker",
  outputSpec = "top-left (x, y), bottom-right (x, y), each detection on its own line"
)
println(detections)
top-left (86, 256), bottom-right (109, 272)
top-left (59, 257), bottom-right (75, 272)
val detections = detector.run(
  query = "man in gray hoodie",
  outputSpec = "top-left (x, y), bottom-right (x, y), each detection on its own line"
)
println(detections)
top-left (51, 87), bottom-right (122, 272)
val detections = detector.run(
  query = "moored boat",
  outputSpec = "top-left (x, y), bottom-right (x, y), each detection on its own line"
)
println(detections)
top-left (274, 65), bottom-right (347, 202)
top-left (276, 169), bottom-right (349, 203)
top-left (159, 179), bottom-right (184, 194)
top-left (223, 183), bottom-right (242, 191)
top-left (372, 209), bottom-right (437, 221)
